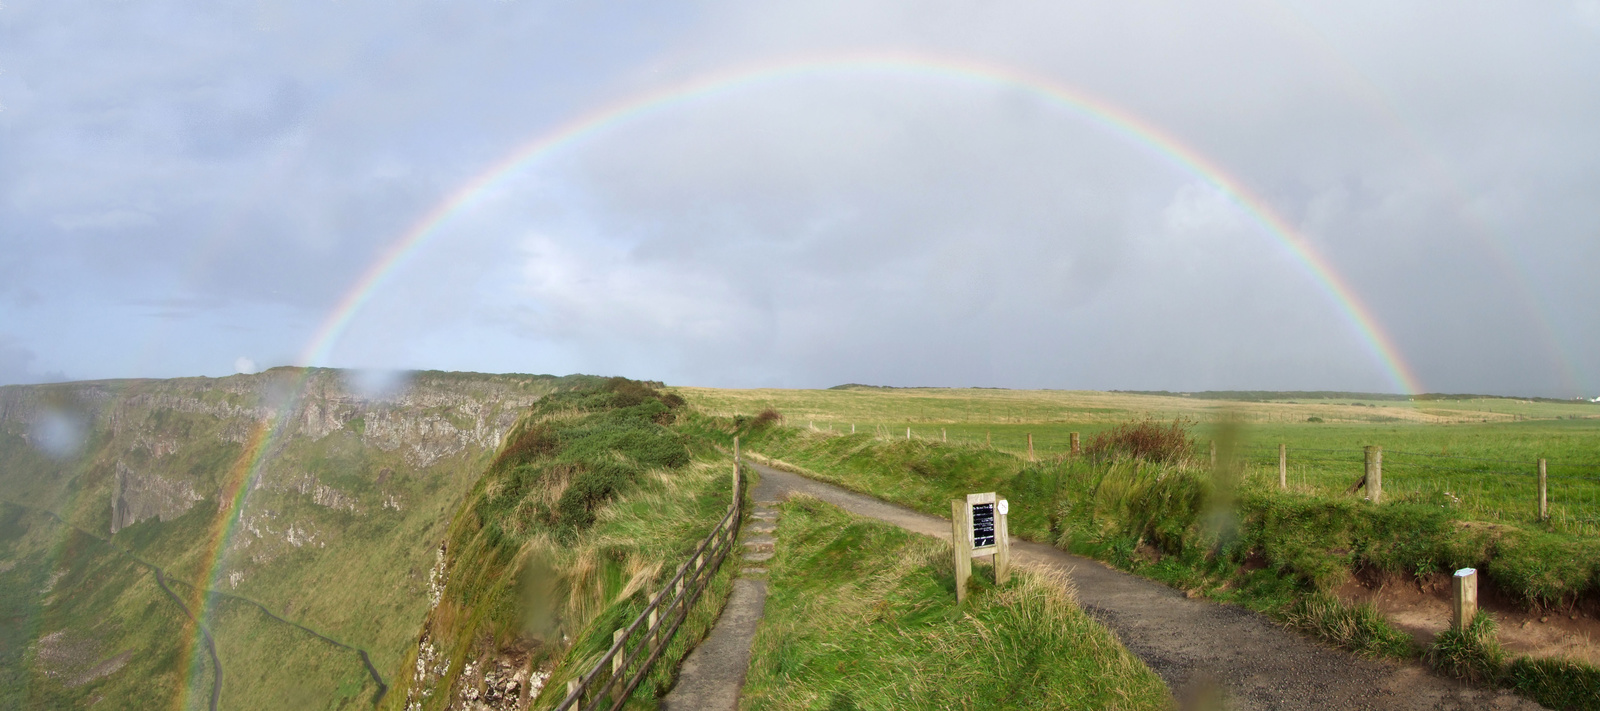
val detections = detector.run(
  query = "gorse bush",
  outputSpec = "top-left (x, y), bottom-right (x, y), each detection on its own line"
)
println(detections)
top-left (1084, 417), bottom-right (1195, 463)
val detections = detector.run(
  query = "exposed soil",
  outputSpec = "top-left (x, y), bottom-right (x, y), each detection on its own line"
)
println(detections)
top-left (748, 460), bottom-right (1544, 711)
top-left (1339, 569), bottom-right (1600, 666)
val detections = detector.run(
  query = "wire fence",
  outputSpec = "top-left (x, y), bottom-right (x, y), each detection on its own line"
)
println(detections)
top-left (775, 420), bottom-right (1600, 534)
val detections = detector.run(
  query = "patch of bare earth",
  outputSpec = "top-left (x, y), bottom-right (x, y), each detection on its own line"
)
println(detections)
top-left (33, 630), bottom-right (133, 687)
top-left (1339, 569), bottom-right (1600, 666)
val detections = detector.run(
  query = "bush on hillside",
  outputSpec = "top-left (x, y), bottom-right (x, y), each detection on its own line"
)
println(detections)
top-left (1084, 418), bottom-right (1195, 463)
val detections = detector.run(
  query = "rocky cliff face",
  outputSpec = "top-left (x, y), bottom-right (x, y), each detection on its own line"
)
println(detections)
top-left (0, 368), bottom-right (564, 534)
top-left (109, 461), bottom-right (202, 533)
top-left (0, 368), bottom-right (594, 705)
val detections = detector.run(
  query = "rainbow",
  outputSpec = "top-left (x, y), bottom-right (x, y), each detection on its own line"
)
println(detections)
top-left (182, 51), bottom-right (1432, 697)
top-left (296, 51), bottom-right (1423, 393)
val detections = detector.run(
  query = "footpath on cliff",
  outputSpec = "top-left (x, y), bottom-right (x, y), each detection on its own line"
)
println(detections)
top-left (741, 460), bottom-right (1540, 711)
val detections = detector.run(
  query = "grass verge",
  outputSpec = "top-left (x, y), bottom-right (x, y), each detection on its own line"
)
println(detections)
top-left (742, 494), bottom-right (1172, 711)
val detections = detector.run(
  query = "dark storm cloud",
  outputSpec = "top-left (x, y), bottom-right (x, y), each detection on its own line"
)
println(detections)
top-left (1, 0), bottom-right (1596, 395)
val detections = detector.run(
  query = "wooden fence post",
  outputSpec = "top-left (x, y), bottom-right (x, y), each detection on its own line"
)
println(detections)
top-left (1026, 433), bottom-right (1034, 462)
top-left (995, 502), bottom-right (1011, 585)
top-left (942, 428), bottom-right (947, 443)
top-left (568, 678), bottom-right (580, 700)
top-left (733, 436), bottom-right (741, 503)
top-left (1070, 432), bottom-right (1080, 455)
top-left (951, 500), bottom-right (971, 602)
top-left (1278, 444), bottom-right (1287, 490)
top-left (906, 427), bottom-right (911, 440)
top-left (1453, 568), bottom-right (1478, 630)
top-left (986, 431), bottom-right (991, 448)
top-left (1538, 458), bottom-right (1548, 521)
top-left (613, 628), bottom-right (626, 675)
top-left (1210, 440), bottom-right (1217, 466)
top-left (1365, 446), bottom-right (1383, 504)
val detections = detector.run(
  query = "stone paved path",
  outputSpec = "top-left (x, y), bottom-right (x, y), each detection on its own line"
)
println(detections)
top-left (659, 501), bottom-right (781, 711)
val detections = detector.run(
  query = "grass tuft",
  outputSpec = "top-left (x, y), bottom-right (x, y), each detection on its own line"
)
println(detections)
top-left (1282, 594), bottom-right (1413, 659)
top-left (1426, 612), bottom-right (1506, 685)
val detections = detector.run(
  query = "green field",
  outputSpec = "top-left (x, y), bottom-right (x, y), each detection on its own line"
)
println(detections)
top-left (679, 387), bottom-right (1600, 535)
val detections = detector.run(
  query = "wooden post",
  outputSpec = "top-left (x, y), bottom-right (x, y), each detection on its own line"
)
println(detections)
top-left (1210, 440), bottom-right (1217, 466)
top-left (942, 428), bottom-right (947, 443)
top-left (1452, 568), bottom-right (1478, 630)
top-left (1278, 444), bottom-right (1288, 490)
top-left (647, 608), bottom-right (659, 649)
top-left (612, 628), bottom-right (626, 675)
top-left (1070, 432), bottom-right (1080, 455)
top-left (951, 500), bottom-right (971, 602)
top-left (995, 500), bottom-right (1011, 585)
top-left (1538, 458), bottom-right (1548, 521)
top-left (852, 423), bottom-right (855, 434)
top-left (568, 678), bottom-right (580, 699)
top-left (1365, 446), bottom-right (1383, 504)
top-left (986, 431), bottom-right (991, 448)
top-left (1026, 433), bottom-right (1034, 461)
top-left (733, 435), bottom-right (741, 504)
top-left (906, 427), bottom-right (911, 440)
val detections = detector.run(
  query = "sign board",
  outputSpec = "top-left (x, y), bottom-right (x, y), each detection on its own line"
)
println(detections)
top-left (953, 492), bottom-right (1012, 601)
top-left (966, 492), bottom-right (997, 555)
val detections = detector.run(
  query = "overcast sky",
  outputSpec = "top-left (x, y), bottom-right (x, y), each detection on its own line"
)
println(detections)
top-left (2, 1), bottom-right (1597, 396)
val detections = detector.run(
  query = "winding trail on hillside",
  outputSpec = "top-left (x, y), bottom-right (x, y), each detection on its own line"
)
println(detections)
top-left (746, 462), bottom-right (1541, 711)
top-left (3, 499), bottom-right (387, 706)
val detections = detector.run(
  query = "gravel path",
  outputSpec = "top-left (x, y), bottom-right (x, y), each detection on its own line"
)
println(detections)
top-left (748, 461), bottom-right (1543, 711)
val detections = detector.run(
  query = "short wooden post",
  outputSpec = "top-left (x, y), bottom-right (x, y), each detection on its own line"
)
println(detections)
top-left (1452, 568), bottom-right (1478, 630)
top-left (1070, 432), bottom-right (1080, 455)
top-left (647, 608), bottom-right (659, 649)
top-left (986, 431), bottom-right (991, 448)
top-left (1210, 440), bottom-right (1217, 466)
top-left (995, 500), bottom-right (1011, 585)
top-left (733, 435), bottom-right (741, 503)
top-left (1026, 433), bottom-right (1034, 461)
top-left (568, 678), bottom-right (580, 699)
top-left (1538, 458), bottom-right (1548, 521)
top-left (942, 428), bottom-right (947, 443)
top-left (1278, 444), bottom-right (1288, 490)
top-left (851, 423), bottom-right (855, 433)
top-left (612, 628), bottom-right (626, 675)
top-left (1365, 446), bottom-right (1383, 504)
top-left (906, 427), bottom-right (911, 440)
top-left (951, 500), bottom-right (971, 602)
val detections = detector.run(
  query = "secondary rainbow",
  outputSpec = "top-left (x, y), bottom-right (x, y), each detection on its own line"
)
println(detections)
top-left (298, 50), bottom-right (1424, 391)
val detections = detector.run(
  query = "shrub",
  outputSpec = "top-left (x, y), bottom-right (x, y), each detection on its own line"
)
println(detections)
top-left (1083, 418), bottom-right (1195, 463)
top-left (752, 408), bottom-right (782, 429)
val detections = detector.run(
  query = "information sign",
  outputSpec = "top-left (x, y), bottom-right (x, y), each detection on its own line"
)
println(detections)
top-left (971, 502), bottom-right (996, 548)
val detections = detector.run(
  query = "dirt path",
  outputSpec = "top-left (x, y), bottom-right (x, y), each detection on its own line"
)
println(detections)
top-left (660, 502), bottom-right (779, 711)
top-left (747, 462), bottom-right (1542, 711)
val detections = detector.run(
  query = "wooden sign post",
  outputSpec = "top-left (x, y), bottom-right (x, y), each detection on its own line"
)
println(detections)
top-left (1453, 568), bottom-right (1478, 630)
top-left (951, 492), bottom-right (1011, 601)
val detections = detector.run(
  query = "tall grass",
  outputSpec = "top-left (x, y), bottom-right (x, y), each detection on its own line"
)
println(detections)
top-left (742, 495), bottom-right (1172, 710)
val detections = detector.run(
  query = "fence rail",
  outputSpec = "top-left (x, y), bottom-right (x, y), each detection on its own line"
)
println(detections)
top-left (552, 452), bottom-right (745, 711)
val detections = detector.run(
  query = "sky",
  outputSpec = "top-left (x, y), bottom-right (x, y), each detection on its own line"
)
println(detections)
top-left (2, 1), bottom-right (1598, 396)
